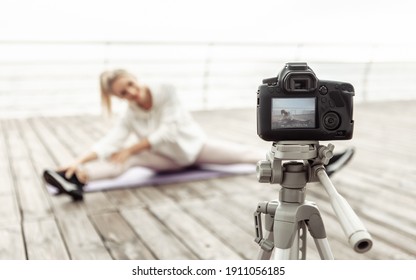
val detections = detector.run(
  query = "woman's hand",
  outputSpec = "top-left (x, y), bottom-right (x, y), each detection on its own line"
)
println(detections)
top-left (56, 152), bottom-right (98, 179)
top-left (110, 148), bottom-right (132, 164)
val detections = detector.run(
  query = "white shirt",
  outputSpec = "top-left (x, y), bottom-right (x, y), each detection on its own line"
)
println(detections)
top-left (92, 84), bottom-right (206, 166)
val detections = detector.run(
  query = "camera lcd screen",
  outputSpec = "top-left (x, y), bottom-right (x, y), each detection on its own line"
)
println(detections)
top-left (271, 98), bottom-right (316, 129)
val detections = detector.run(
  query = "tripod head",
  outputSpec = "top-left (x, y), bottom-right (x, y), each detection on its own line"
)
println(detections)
top-left (256, 141), bottom-right (372, 254)
top-left (257, 141), bottom-right (333, 185)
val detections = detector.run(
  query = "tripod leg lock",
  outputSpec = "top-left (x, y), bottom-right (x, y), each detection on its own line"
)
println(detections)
top-left (258, 239), bottom-right (274, 252)
top-left (254, 201), bottom-right (278, 251)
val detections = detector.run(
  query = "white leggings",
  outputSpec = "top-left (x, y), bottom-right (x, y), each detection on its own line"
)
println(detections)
top-left (83, 139), bottom-right (264, 181)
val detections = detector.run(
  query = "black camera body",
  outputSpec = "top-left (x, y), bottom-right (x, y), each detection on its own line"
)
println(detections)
top-left (257, 62), bottom-right (354, 141)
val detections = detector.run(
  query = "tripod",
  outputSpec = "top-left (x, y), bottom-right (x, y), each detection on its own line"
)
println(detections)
top-left (254, 141), bottom-right (372, 260)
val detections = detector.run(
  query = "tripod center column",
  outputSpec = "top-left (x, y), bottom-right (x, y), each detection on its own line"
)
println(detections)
top-left (279, 162), bottom-right (308, 204)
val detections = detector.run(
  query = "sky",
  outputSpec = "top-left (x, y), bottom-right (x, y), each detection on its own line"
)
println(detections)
top-left (273, 98), bottom-right (315, 111)
top-left (1, 0), bottom-right (416, 44)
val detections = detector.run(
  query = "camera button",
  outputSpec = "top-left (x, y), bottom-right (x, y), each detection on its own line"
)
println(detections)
top-left (329, 100), bottom-right (336, 108)
top-left (319, 85), bottom-right (328, 95)
top-left (321, 97), bottom-right (327, 103)
top-left (336, 130), bottom-right (346, 136)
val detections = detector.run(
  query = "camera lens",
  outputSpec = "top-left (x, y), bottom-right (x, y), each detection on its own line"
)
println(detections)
top-left (323, 112), bottom-right (341, 130)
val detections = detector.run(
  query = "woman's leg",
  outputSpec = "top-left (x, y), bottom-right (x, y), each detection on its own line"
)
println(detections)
top-left (195, 139), bottom-right (264, 165)
top-left (81, 150), bottom-right (183, 182)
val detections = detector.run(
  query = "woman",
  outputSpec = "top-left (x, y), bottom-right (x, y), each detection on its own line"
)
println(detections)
top-left (43, 70), bottom-right (265, 200)
top-left (43, 69), bottom-right (354, 201)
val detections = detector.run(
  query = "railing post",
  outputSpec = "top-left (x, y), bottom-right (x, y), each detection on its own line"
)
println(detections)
top-left (362, 60), bottom-right (372, 103)
top-left (202, 42), bottom-right (214, 110)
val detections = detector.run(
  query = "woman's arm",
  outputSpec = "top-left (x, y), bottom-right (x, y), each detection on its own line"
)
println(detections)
top-left (110, 138), bottom-right (151, 164)
top-left (92, 109), bottom-right (133, 160)
top-left (74, 151), bottom-right (99, 165)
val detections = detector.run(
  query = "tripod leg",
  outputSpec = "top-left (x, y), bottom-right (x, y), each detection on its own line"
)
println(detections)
top-left (296, 222), bottom-right (307, 260)
top-left (305, 208), bottom-right (334, 260)
top-left (313, 238), bottom-right (334, 260)
top-left (273, 248), bottom-right (292, 260)
top-left (272, 220), bottom-right (300, 260)
top-left (289, 226), bottom-right (300, 259)
top-left (274, 222), bottom-right (307, 260)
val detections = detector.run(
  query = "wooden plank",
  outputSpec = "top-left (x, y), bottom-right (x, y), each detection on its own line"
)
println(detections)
top-left (350, 105), bottom-right (415, 162)
top-left (305, 186), bottom-right (411, 259)
top-left (180, 199), bottom-right (258, 259)
top-left (0, 121), bottom-right (15, 196)
top-left (29, 118), bottom-right (74, 166)
top-left (3, 119), bottom-right (52, 221)
top-left (0, 225), bottom-right (26, 260)
top-left (327, 172), bottom-right (416, 237)
top-left (28, 118), bottom-right (113, 259)
top-left (82, 192), bottom-right (117, 215)
top-left (24, 218), bottom-right (69, 260)
top-left (206, 194), bottom-right (263, 236)
top-left (332, 170), bottom-right (416, 233)
top-left (158, 174), bottom-right (264, 204)
top-left (157, 176), bottom-right (260, 259)
top-left (133, 187), bottom-right (241, 259)
top-left (15, 119), bottom-right (71, 259)
top-left (204, 175), bottom-right (265, 198)
top-left (46, 195), bottom-right (112, 260)
top-left (157, 181), bottom-right (208, 202)
top-left (104, 189), bottom-right (146, 209)
top-left (158, 176), bottom-right (264, 255)
top-left (16, 119), bottom-right (56, 174)
top-left (59, 116), bottom-right (97, 147)
top-left (121, 207), bottom-right (198, 259)
top-left (24, 116), bottom-right (116, 259)
top-left (54, 206), bottom-right (112, 260)
top-left (0, 195), bottom-right (20, 228)
top-left (0, 121), bottom-right (21, 227)
top-left (90, 211), bottom-right (155, 260)
top-left (0, 100), bottom-right (414, 261)
top-left (40, 117), bottom-right (83, 157)
top-left (193, 109), bottom-right (262, 146)
top-left (72, 115), bottom-right (108, 142)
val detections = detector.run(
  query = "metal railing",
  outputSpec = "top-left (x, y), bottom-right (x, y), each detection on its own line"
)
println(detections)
top-left (1, 40), bottom-right (415, 118)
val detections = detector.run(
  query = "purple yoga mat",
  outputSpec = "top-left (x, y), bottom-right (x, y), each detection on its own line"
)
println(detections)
top-left (46, 163), bottom-right (255, 193)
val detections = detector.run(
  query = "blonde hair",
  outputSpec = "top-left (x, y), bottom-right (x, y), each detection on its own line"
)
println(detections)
top-left (99, 69), bottom-right (136, 116)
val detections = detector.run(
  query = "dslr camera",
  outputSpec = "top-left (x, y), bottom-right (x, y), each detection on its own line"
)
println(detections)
top-left (257, 62), bottom-right (354, 141)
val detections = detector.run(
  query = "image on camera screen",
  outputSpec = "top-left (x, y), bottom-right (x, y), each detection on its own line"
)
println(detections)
top-left (271, 98), bottom-right (316, 129)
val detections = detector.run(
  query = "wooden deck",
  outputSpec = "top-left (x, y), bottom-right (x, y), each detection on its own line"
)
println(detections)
top-left (0, 100), bottom-right (415, 260)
